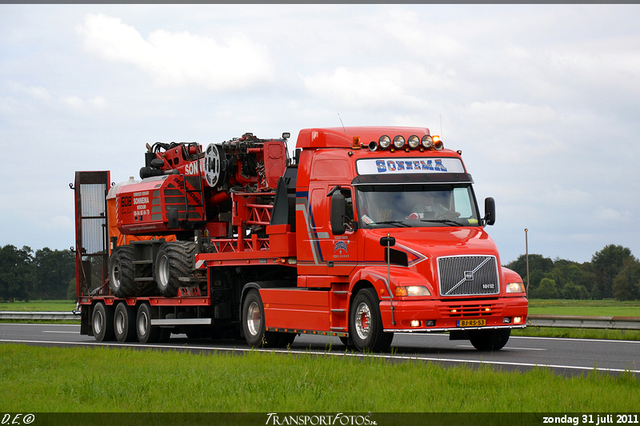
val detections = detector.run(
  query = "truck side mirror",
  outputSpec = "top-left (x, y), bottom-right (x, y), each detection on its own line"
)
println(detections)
top-left (330, 191), bottom-right (346, 235)
top-left (484, 197), bottom-right (496, 226)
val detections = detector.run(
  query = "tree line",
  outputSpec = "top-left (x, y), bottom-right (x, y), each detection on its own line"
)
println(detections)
top-left (505, 244), bottom-right (640, 301)
top-left (0, 245), bottom-right (75, 302)
top-left (1, 243), bottom-right (639, 302)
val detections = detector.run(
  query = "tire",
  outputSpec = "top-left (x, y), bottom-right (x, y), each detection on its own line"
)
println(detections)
top-left (468, 328), bottom-right (511, 351)
top-left (155, 241), bottom-right (196, 297)
top-left (109, 246), bottom-right (136, 297)
top-left (136, 303), bottom-right (161, 344)
top-left (242, 290), bottom-right (267, 347)
top-left (241, 289), bottom-right (284, 348)
top-left (349, 288), bottom-right (393, 352)
top-left (92, 302), bottom-right (114, 342)
top-left (114, 303), bottom-right (137, 343)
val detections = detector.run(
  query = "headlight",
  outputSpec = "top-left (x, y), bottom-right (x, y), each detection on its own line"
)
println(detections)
top-left (407, 135), bottom-right (420, 149)
top-left (506, 282), bottom-right (525, 293)
top-left (393, 135), bottom-right (405, 149)
top-left (379, 135), bottom-right (391, 149)
top-left (394, 286), bottom-right (431, 297)
top-left (421, 135), bottom-right (433, 148)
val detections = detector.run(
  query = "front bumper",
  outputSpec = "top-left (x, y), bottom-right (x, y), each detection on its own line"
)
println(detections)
top-left (379, 296), bottom-right (528, 333)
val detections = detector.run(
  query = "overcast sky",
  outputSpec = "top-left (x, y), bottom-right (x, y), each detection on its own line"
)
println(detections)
top-left (1, 4), bottom-right (639, 264)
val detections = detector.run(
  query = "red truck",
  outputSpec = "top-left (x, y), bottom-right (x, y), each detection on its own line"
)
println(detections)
top-left (73, 126), bottom-right (527, 351)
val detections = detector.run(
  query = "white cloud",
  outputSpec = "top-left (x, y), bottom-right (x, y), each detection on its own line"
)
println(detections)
top-left (303, 67), bottom-right (408, 108)
top-left (303, 65), bottom-right (450, 110)
top-left (466, 100), bottom-right (557, 128)
top-left (76, 13), bottom-right (275, 92)
top-left (59, 95), bottom-right (107, 113)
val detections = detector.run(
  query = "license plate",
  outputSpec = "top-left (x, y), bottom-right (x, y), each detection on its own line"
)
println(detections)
top-left (457, 319), bottom-right (486, 327)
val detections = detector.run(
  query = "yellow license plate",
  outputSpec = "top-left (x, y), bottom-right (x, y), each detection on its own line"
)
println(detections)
top-left (457, 319), bottom-right (486, 327)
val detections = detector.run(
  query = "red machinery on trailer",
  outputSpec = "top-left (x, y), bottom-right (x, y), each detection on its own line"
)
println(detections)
top-left (73, 127), bottom-right (527, 351)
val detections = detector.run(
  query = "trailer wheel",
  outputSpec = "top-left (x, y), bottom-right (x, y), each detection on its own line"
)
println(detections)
top-left (136, 303), bottom-right (161, 344)
top-left (92, 302), bottom-right (114, 342)
top-left (155, 242), bottom-right (195, 297)
top-left (468, 329), bottom-right (511, 351)
top-left (114, 303), bottom-right (136, 342)
top-left (109, 246), bottom-right (136, 297)
top-left (349, 288), bottom-right (393, 352)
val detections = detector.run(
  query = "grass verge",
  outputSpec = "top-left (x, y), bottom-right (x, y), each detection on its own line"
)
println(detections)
top-left (513, 326), bottom-right (640, 341)
top-left (0, 343), bottom-right (638, 413)
top-left (528, 299), bottom-right (640, 317)
top-left (0, 300), bottom-right (76, 312)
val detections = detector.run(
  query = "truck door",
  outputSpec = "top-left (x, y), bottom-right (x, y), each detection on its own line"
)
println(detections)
top-left (322, 185), bottom-right (358, 276)
top-left (297, 184), bottom-right (358, 279)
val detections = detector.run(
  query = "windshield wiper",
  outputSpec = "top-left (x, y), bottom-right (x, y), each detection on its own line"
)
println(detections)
top-left (375, 220), bottom-right (411, 227)
top-left (419, 219), bottom-right (461, 227)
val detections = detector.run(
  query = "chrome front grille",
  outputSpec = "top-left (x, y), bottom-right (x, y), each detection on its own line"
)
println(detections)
top-left (438, 255), bottom-right (500, 296)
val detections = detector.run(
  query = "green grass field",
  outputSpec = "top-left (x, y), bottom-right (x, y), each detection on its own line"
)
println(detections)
top-left (0, 344), bottom-right (638, 413)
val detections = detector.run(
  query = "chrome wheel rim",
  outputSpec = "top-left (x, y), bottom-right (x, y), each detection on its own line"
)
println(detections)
top-left (355, 302), bottom-right (371, 340)
top-left (138, 310), bottom-right (149, 337)
top-left (115, 310), bottom-right (125, 335)
top-left (157, 254), bottom-right (170, 290)
top-left (93, 310), bottom-right (103, 335)
top-left (111, 259), bottom-right (121, 290)
top-left (247, 301), bottom-right (261, 337)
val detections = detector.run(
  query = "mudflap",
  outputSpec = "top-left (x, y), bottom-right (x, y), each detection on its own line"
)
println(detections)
top-left (449, 330), bottom-right (468, 340)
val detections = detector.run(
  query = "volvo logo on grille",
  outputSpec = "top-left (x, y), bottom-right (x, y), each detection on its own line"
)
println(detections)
top-left (464, 271), bottom-right (474, 280)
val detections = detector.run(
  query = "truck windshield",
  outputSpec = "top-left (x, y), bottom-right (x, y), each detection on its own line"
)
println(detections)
top-left (355, 184), bottom-right (480, 228)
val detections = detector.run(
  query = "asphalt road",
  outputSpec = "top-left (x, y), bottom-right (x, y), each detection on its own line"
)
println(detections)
top-left (1, 323), bottom-right (638, 377)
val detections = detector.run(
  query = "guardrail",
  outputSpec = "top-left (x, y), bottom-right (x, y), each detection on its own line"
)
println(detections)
top-left (528, 314), bottom-right (640, 330)
top-left (0, 311), bottom-right (80, 321)
top-left (1, 312), bottom-right (640, 330)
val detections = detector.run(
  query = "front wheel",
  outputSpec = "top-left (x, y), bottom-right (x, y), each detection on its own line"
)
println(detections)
top-left (468, 329), bottom-right (511, 351)
top-left (349, 288), bottom-right (393, 352)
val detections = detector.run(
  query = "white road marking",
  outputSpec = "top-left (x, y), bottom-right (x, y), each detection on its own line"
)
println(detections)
top-left (456, 344), bottom-right (547, 351)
